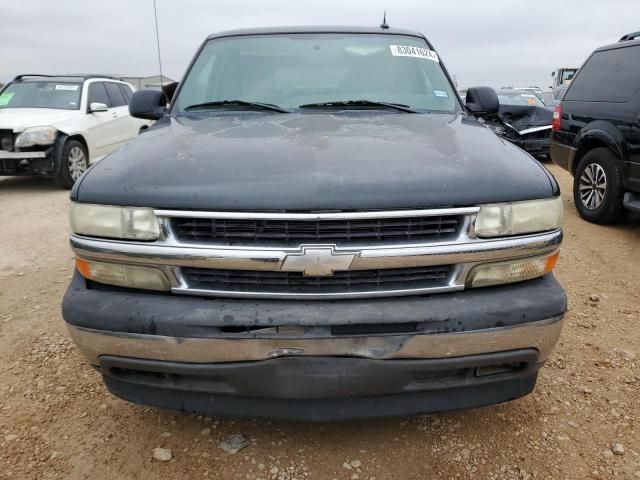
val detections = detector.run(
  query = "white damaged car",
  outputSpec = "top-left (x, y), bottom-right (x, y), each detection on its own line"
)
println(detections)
top-left (0, 75), bottom-right (152, 188)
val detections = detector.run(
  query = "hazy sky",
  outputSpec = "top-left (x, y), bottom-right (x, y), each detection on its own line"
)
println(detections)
top-left (1, 0), bottom-right (638, 89)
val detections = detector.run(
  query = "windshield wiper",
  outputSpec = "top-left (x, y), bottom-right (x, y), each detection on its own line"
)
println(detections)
top-left (298, 100), bottom-right (417, 113)
top-left (184, 100), bottom-right (290, 113)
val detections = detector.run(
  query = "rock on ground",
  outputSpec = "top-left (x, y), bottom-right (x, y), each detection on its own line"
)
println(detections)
top-left (152, 447), bottom-right (173, 462)
top-left (219, 433), bottom-right (249, 454)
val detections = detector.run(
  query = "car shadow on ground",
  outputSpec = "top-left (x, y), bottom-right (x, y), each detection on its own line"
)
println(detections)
top-left (623, 211), bottom-right (640, 224)
top-left (609, 220), bottom-right (640, 239)
top-left (0, 176), bottom-right (63, 193)
top-left (597, 211), bottom-right (640, 232)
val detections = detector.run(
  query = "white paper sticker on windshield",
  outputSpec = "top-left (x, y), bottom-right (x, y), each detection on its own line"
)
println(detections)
top-left (390, 45), bottom-right (439, 62)
top-left (55, 84), bottom-right (79, 91)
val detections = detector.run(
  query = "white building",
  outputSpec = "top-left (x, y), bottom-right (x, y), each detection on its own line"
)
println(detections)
top-left (119, 75), bottom-right (176, 90)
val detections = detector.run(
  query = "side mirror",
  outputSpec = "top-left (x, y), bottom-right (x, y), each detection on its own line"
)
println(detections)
top-left (129, 89), bottom-right (166, 120)
top-left (465, 86), bottom-right (499, 116)
top-left (551, 71), bottom-right (556, 77)
top-left (89, 102), bottom-right (108, 113)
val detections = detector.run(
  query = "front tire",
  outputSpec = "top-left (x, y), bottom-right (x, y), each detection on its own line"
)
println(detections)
top-left (54, 139), bottom-right (88, 189)
top-left (573, 148), bottom-right (626, 224)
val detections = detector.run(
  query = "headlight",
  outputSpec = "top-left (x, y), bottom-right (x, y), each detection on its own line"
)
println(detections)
top-left (475, 197), bottom-right (563, 237)
top-left (467, 251), bottom-right (559, 288)
top-left (15, 126), bottom-right (58, 148)
top-left (70, 203), bottom-right (160, 240)
top-left (76, 258), bottom-right (170, 291)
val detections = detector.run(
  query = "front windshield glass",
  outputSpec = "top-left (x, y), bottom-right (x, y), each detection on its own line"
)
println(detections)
top-left (174, 34), bottom-right (459, 113)
top-left (0, 81), bottom-right (82, 110)
top-left (498, 92), bottom-right (546, 107)
top-left (561, 69), bottom-right (577, 84)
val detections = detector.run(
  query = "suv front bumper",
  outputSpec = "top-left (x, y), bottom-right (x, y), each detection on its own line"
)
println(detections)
top-left (0, 135), bottom-right (64, 176)
top-left (0, 150), bottom-right (54, 175)
top-left (512, 137), bottom-right (550, 156)
top-left (63, 272), bottom-right (566, 420)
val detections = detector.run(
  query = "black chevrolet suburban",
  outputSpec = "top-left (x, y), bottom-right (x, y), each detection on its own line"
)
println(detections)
top-left (550, 31), bottom-right (640, 223)
top-left (63, 27), bottom-right (566, 420)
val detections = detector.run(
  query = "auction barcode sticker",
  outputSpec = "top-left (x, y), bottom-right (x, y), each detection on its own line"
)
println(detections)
top-left (390, 45), bottom-right (439, 62)
top-left (55, 84), bottom-right (79, 91)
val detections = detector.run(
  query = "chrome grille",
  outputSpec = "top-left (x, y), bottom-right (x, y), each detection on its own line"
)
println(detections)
top-left (73, 206), bottom-right (563, 300)
top-left (172, 215), bottom-right (462, 245)
top-left (181, 265), bottom-right (452, 295)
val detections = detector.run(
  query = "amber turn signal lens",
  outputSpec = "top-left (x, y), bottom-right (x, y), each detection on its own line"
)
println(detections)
top-left (544, 251), bottom-right (560, 273)
top-left (74, 258), bottom-right (170, 291)
top-left (468, 251), bottom-right (560, 288)
top-left (75, 258), bottom-right (91, 278)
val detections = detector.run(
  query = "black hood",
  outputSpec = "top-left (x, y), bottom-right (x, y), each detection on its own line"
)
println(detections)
top-left (498, 105), bottom-right (554, 133)
top-left (73, 112), bottom-right (557, 211)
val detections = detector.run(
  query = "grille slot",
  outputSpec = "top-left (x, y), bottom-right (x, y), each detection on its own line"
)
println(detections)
top-left (0, 130), bottom-right (14, 152)
top-left (182, 266), bottom-right (452, 295)
top-left (331, 323), bottom-right (418, 335)
top-left (172, 216), bottom-right (461, 245)
top-left (523, 138), bottom-right (550, 150)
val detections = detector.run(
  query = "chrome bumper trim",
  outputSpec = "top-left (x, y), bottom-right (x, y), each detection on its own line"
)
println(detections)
top-left (171, 283), bottom-right (464, 300)
top-left (0, 150), bottom-right (46, 159)
top-left (67, 315), bottom-right (564, 365)
top-left (511, 124), bottom-right (552, 135)
top-left (70, 230), bottom-right (562, 273)
top-left (71, 229), bottom-right (561, 299)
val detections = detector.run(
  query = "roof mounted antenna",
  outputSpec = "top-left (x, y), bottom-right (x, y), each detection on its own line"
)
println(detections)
top-left (380, 11), bottom-right (389, 29)
top-left (153, 0), bottom-right (164, 89)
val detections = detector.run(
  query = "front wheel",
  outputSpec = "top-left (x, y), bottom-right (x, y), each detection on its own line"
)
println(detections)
top-left (54, 139), bottom-right (88, 189)
top-left (573, 148), bottom-right (626, 224)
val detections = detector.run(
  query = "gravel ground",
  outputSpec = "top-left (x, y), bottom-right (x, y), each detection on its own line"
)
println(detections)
top-left (0, 164), bottom-right (638, 480)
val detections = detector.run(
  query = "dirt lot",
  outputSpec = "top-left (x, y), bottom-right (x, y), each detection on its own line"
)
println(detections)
top-left (0, 164), bottom-right (638, 480)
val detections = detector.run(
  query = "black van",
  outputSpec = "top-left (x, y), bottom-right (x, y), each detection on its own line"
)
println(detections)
top-left (550, 31), bottom-right (640, 223)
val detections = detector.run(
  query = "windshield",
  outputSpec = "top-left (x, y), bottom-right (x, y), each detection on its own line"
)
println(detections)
top-left (0, 81), bottom-right (82, 110)
top-left (174, 34), bottom-right (458, 113)
top-left (498, 93), bottom-right (546, 107)
top-left (561, 69), bottom-right (577, 84)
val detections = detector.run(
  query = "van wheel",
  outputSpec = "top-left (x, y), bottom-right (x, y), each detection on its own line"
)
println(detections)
top-left (54, 140), bottom-right (88, 189)
top-left (573, 148), bottom-right (626, 224)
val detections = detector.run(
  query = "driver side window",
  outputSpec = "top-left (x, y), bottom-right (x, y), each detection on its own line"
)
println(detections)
top-left (87, 82), bottom-right (111, 108)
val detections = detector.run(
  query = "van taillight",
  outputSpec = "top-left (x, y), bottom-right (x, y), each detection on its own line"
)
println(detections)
top-left (552, 106), bottom-right (562, 131)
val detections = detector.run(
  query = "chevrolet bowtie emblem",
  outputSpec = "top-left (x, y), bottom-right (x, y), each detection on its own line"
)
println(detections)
top-left (281, 246), bottom-right (357, 276)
